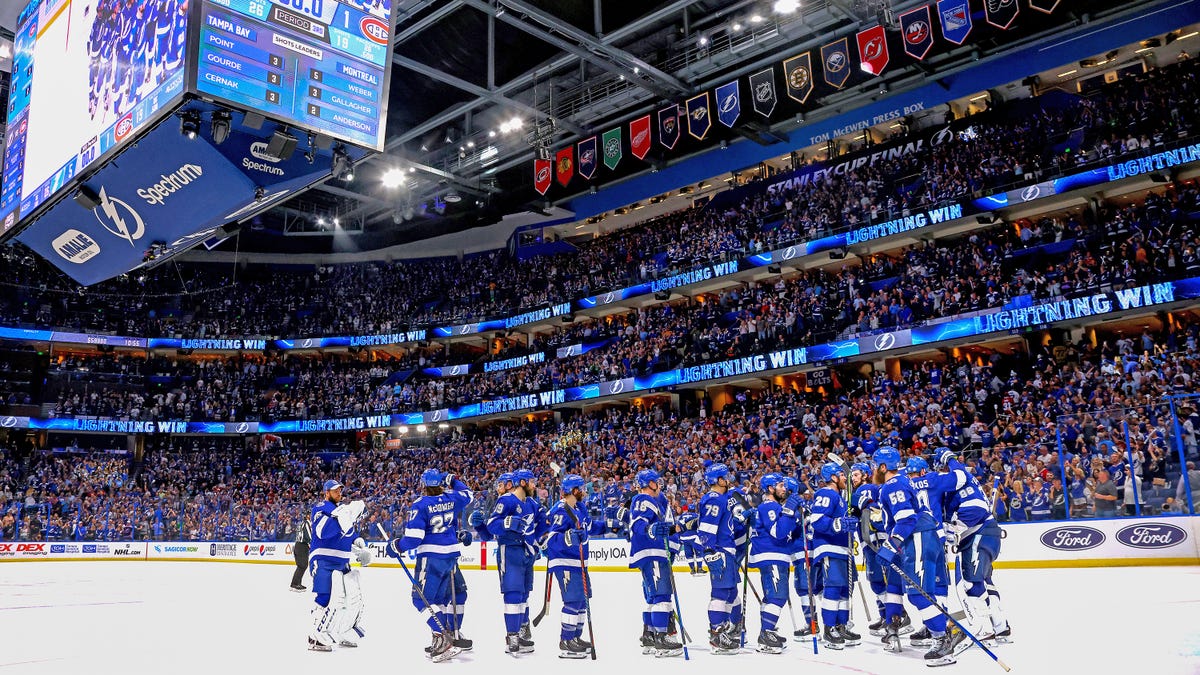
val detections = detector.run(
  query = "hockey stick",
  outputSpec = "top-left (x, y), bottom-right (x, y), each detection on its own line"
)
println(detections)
top-left (868, 537), bottom-right (1011, 672)
top-left (564, 506), bottom-right (597, 660)
top-left (798, 507), bottom-right (820, 655)
top-left (663, 554), bottom-right (691, 660)
top-left (531, 565), bottom-right (554, 627)
top-left (785, 596), bottom-right (799, 636)
top-left (738, 540), bottom-right (750, 648)
top-left (376, 523), bottom-right (453, 636)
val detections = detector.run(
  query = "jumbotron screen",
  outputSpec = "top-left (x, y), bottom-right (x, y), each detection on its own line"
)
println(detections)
top-left (194, 0), bottom-right (393, 150)
top-left (0, 0), bottom-right (190, 230)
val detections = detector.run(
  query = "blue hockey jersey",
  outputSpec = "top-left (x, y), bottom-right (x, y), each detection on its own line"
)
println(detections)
top-left (310, 500), bottom-right (356, 567)
top-left (628, 492), bottom-right (671, 568)
top-left (808, 486), bottom-right (851, 560)
top-left (697, 489), bottom-right (738, 554)
top-left (486, 492), bottom-right (538, 545)
top-left (878, 474), bottom-right (938, 542)
top-left (543, 499), bottom-right (591, 570)
top-left (399, 486), bottom-right (472, 558)
top-left (749, 499), bottom-right (797, 566)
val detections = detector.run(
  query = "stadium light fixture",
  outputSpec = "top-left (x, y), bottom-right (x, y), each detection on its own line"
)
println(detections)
top-left (417, 424), bottom-right (427, 433)
top-left (382, 168), bottom-right (405, 188)
top-left (210, 110), bottom-right (231, 145)
top-left (773, 0), bottom-right (800, 14)
top-left (0, 43), bottom-right (11, 59)
top-left (749, 14), bottom-right (764, 23)
top-left (179, 111), bottom-right (200, 139)
top-left (698, 34), bottom-right (709, 47)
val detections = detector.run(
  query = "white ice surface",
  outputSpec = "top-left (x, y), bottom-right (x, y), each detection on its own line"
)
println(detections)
top-left (1, 562), bottom-right (1198, 674)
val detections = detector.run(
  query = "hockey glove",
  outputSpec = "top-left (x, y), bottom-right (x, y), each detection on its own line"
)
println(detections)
top-left (615, 506), bottom-right (629, 526)
top-left (648, 521), bottom-right (673, 539)
top-left (333, 500), bottom-right (366, 532)
top-left (703, 549), bottom-right (726, 577)
top-left (878, 535), bottom-right (902, 566)
top-left (782, 494), bottom-right (802, 518)
top-left (385, 538), bottom-right (404, 560)
top-left (833, 516), bottom-right (860, 534)
top-left (564, 528), bottom-right (587, 548)
top-left (441, 473), bottom-right (457, 489)
top-left (457, 530), bottom-right (473, 546)
top-left (352, 538), bottom-right (373, 566)
top-left (467, 511), bottom-right (486, 528)
top-left (502, 515), bottom-right (522, 533)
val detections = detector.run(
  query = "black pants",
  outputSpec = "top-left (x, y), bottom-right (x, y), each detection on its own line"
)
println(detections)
top-left (291, 542), bottom-right (309, 587)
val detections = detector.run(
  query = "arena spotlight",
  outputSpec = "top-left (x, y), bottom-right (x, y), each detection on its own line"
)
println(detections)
top-left (210, 110), bottom-right (232, 145)
top-left (179, 110), bottom-right (201, 139)
top-left (773, 0), bottom-right (800, 13)
top-left (382, 168), bottom-right (405, 188)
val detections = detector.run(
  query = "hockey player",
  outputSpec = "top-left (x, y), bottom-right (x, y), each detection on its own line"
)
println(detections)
top-left (809, 462), bottom-right (860, 649)
top-left (385, 470), bottom-right (473, 661)
top-left (872, 447), bottom-right (963, 667)
top-left (468, 472), bottom-right (511, 543)
top-left (906, 455), bottom-right (953, 648)
top-left (748, 473), bottom-right (798, 654)
top-left (789, 478), bottom-right (820, 642)
top-left (677, 511), bottom-right (704, 575)
top-left (851, 462), bottom-right (913, 638)
top-left (934, 448), bottom-right (1011, 646)
top-left (628, 468), bottom-right (685, 657)
top-left (307, 480), bottom-right (371, 652)
top-left (486, 468), bottom-right (539, 655)
top-left (542, 474), bottom-right (595, 659)
top-left (697, 463), bottom-right (742, 654)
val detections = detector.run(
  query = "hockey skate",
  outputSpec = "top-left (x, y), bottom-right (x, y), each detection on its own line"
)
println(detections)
top-left (868, 615), bottom-right (887, 636)
top-left (290, 584), bottom-right (306, 592)
top-left (428, 631), bottom-right (460, 663)
top-left (821, 624), bottom-right (845, 650)
top-left (506, 632), bottom-right (523, 656)
top-left (756, 630), bottom-right (787, 654)
top-left (898, 611), bottom-right (916, 635)
top-left (518, 623), bottom-right (535, 652)
top-left (793, 621), bottom-right (818, 641)
top-left (653, 631), bottom-right (684, 658)
top-left (985, 625), bottom-right (1013, 646)
top-left (909, 626), bottom-right (933, 646)
top-left (882, 617), bottom-right (903, 653)
top-left (836, 623), bottom-right (862, 646)
top-left (923, 631), bottom-right (959, 667)
top-left (641, 625), bottom-right (656, 654)
top-left (559, 638), bottom-right (591, 659)
top-left (709, 623), bottom-right (740, 654)
top-left (307, 637), bottom-right (332, 652)
top-left (453, 632), bottom-right (474, 651)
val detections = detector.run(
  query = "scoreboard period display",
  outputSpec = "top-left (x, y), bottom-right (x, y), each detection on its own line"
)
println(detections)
top-left (195, 0), bottom-right (392, 150)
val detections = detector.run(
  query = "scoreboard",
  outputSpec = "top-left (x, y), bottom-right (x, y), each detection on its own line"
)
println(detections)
top-left (194, 0), bottom-right (392, 150)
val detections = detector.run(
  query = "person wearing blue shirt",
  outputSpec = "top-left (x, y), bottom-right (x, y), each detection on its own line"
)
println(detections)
top-left (748, 473), bottom-right (798, 654)
top-left (872, 447), bottom-right (963, 666)
top-left (541, 474), bottom-right (595, 659)
top-left (486, 468), bottom-right (539, 655)
top-left (1027, 477), bottom-right (1052, 520)
top-left (307, 480), bottom-right (371, 652)
top-left (934, 448), bottom-right (1012, 647)
top-left (850, 462), bottom-right (914, 638)
top-left (809, 462), bottom-right (860, 650)
top-left (697, 462), bottom-right (743, 655)
top-left (467, 472), bottom-right (511, 544)
top-left (386, 469), bottom-right (473, 661)
top-left (789, 480), bottom-right (819, 640)
top-left (628, 468), bottom-right (685, 658)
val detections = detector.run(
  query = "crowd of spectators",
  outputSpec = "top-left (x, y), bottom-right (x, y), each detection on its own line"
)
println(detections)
top-left (16, 178), bottom-right (1200, 423)
top-left (0, 60), bottom-right (1195, 342)
top-left (2, 322), bottom-right (1199, 542)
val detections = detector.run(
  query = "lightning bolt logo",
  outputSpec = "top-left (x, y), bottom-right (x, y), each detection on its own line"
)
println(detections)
top-left (94, 187), bottom-right (145, 246)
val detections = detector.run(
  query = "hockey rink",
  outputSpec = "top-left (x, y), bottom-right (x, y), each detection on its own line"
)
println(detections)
top-left (0, 562), bottom-right (1197, 674)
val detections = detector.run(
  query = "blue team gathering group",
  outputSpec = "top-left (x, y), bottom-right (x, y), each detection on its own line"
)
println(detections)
top-left (302, 443), bottom-right (1008, 667)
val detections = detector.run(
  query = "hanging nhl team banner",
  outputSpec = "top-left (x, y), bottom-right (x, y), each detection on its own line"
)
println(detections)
top-left (900, 6), bottom-right (935, 60)
top-left (783, 53), bottom-right (814, 103)
top-left (857, 25), bottom-right (889, 75)
top-left (749, 68), bottom-right (777, 117)
top-left (577, 137), bottom-right (597, 180)
top-left (1029, 0), bottom-right (1059, 13)
top-left (686, 92), bottom-right (712, 140)
top-left (821, 38), bottom-right (851, 89)
top-left (602, 128), bottom-right (622, 170)
top-left (714, 81), bottom-right (740, 128)
top-left (533, 158), bottom-right (551, 195)
top-left (658, 105), bottom-right (681, 150)
top-left (630, 115), bottom-right (652, 160)
top-left (937, 0), bottom-right (973, 44)
top-left (555, 146), bottom-right (574, 187)
top-left (985, 0), bottom-right (1019, 29)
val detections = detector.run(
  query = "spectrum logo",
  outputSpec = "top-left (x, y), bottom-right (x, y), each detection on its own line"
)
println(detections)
top-left (360, 17), bottom-right (389, 44)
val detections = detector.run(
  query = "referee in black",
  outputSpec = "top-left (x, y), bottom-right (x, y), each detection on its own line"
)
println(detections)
top-left (290, 515), bottom-right (311, 591)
